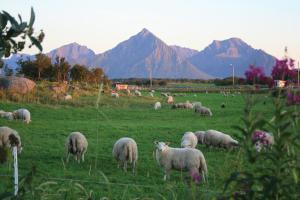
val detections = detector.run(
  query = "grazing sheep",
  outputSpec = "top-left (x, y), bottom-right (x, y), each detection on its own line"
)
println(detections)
top-left (221, 103), bottom-right (225, 108)
top-left (167, 96), bottom-right (174, 104)
top-left (154, 102), bottom-right (161, 110)
top-left (113, 137), bottom-right (138, 174)
top-left (203, 130), bottom-right (238, 149)
top-left (65, 132), bottom-right (88, 163)
top-left (195, 106), bottom-right (212, 116)
top-left (111, 92), bottom-right (119, 98)
top-left (13, 108), bottom-right (31, 124)
top-left (134, 90), bottom-right (142, 96)
top-left (192, 102), bottom-right (202, 109)
top-left (181, 132), bottom-right (198, 148)
top-left (64, 94), bottom-right (72, 100)
top-left (172, 101), bottom-right (193, 109)
top-left (252, 130), bottom-right (274, 152)
top-left (154, 141), bottom-right (207, 183)
top-left (194, 131), bottom-right (206, 144)
top-left (0, 126), bottom-right (22, 153)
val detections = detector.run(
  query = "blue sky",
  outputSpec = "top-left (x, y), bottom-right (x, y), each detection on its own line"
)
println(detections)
top-left (2, 0), bottom-right (300, 63)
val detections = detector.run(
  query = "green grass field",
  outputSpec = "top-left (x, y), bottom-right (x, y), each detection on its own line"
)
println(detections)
top-left (0, 92), bottom-right (274, 199)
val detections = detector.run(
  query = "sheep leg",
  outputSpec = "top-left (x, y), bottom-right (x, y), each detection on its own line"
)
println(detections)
top-left (82, 152), bottom-right (85, 162)
top-left (164, 169), bottom-right (170, 181)
top-left (123, 161), bottom-right (127, 172)
top-left (66, 153), bottom-right (70, 163)
top-left (132, 160), bottom-right (136, 175)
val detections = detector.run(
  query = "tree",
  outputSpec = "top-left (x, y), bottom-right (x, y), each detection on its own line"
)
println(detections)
top-left (245, 65), bottom-right (267, 85)
top-left (0, 8), bottom-right (44, 61)
top-left (70, 64), bottom-right (90, 82)
top-left (271, 59), bottom-right (297, 82)
top-left (90, 68), bottom-right (104, 84)
top-left (53, 56), bottom-right (71, 82)
top-left (34, 53), bottom-right (51, 80)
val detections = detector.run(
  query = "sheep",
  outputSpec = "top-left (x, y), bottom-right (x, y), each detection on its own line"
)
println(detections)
top-left (134, 90), bottom-right (142, 96)
top-left (195, 106), bottom-right (213, 116)
top-left (154, 102), bottom-right (161, 110)
top-left (0, 126), bottom-right (22, 153)
top-left (111, 92), bottom-right (119, 98)
top-left (252, 130), bottom-right (274, 152)
top-left (112, 137), bottom-right (138, 174)
top-left (64, 94), bottom-right (72, 100)
top-left (65, 132), bottom-right (88, 163)
top-left (13, 108), bottom-right (31, 124)
top-left (151, 90), bottom-right (155, 93)
top-left (167, 96), bottom-right (174, 104)
top-left (203, 130), bottom-right (238, 149)
top-left (192, 102), bottom-right (202, 109)
top-left (181, 132), bottom-right (198, 148)
top-left (194, 131), bottom-right (206, 144)
top-left (154, 141), bottom-right (207, 183)
top-left (0, 111), bottom-right (14, 120)
top-left (172, 101), bottom-right (193, 109)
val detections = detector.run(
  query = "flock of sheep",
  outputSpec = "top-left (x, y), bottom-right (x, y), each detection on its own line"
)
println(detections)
top-left (0, 90), bottom-right (275, 184)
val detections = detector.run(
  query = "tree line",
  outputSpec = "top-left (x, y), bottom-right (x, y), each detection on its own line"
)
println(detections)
top-left (16, 53), bottom-right (110, 85)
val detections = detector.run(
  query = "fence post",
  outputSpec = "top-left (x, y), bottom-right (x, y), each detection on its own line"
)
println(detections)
top-left (13, 147), bottom-right (18, 196)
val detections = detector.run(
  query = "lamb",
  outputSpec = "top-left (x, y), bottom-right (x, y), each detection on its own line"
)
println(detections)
top-left (154, 102), bottom-right (161, 110)
top-left (181, 132), bottom-right (198, 148)
top-left (154, 141), bottom-right (207, 183)
top-left (202, 130), bottom-right (238, 148)
top-left (65, 132), bottom-right (88, 163)
top-left (252, 130), bottom-right (274, 152)
top-left (111, 92), bottom-right (119, 98)
top-left (112, 137), bottom-right (138, 174)
top-left (195, 106), bottom-right (213, 116)
top-left (194, 131), bottom-right (206, 144)
top-left (0, 126), bottom-right (22, 153)
top-left (167, 96), bottom-right (174, 104)
top-left (13, 108), bottom-right (31, 124)
top-left (134, 90), bottom-right (142, 96)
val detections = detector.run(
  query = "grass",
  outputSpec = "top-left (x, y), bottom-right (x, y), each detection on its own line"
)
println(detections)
top-left (0, 92), bottom-right (274, 199)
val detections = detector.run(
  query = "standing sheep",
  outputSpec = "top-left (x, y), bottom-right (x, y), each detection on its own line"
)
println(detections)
top-left (192, 102), bottom-right (202, 109)
top-left (154, 102), bottom-right (162, 110)
top-left (167, 96), bottom-right (174, 104)
top-left (203, 130), bottom-right (238, 149)
top-left (13, 108), bottom-right (31, 124)
top-left (154, 141), bottom-right (207, 183)
top-left (0, 126), bottom-right (22, 153)
top-left (65, 132), bottom-right (88, 163)
top-left (134, 90), bottom-right (142, 96)
top-left (195, 106), bottom-right (213, 116)
top-left (113, 137), bottom-right (138, 174)
top-left (181, 132), bottom-right (198, 148)
top-left (0, 111), bottom-right (14, 120)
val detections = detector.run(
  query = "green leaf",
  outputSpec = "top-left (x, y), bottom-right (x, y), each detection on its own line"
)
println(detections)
top-left (2, 11), bottom-right (19, 30)
top-left (0, 14), bottom-right (8, 30)
top-left (29, 7), bottom-right (35, 27)
top-left (29, 36), bottom-right (43, 51)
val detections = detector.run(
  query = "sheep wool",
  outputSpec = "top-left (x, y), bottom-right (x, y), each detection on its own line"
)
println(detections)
top-left (181, 132), bottom-right (198, 148)
top-left (65, 132), bottom-right (88, 163)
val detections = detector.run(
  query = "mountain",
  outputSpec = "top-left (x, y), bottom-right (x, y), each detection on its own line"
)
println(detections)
top-left (170, 45), bottom-right (198, 60)
top-left (188, 38), bottom-right (276, 78)
top-left (47, 42), bottom-right (95, 66)
top-left (91, 28), bottom-right (212, 79)
top-left (3, 54), bottom-right (33, 72)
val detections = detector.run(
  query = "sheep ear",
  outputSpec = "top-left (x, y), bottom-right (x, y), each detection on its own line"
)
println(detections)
top-left (154, 140), bottom-right (159, 145)
top-left (165, 142), bottom-right (170, 146)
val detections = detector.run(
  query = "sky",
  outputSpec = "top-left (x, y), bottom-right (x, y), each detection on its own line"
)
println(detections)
top-left (2, 0), bottom-right (300, 63)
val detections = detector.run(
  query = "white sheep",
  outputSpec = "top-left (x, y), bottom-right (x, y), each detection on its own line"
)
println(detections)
top-left (64, 94), bottom-right (72, 100)
top-left (203, 130), bottom-right (238, 148)
top-left (181, 132), bottom-right (198, 148)
top-left (112, 137), bottom-right (138, 174)
top-left (195, 106), bottom-right (212, 116)
top-left (194, 131), bottom-right (206, 144)
top-left (154, 141), bottom-right (207, 183)
top-left (134, 90), bottom-right (142, 96)
top-left (151, 90), bottom-right (155, 93)
top-left (192, 102), bottom-right (202, 109)
top-left (65, 132), bottom-right (88, 163)
top-left (0, 111), bottom-right (14, 120)
top-left (167, 96), bottom-right (174, 104)
top-left (13, 108), bottom-right (31, 124)
top-left (111, 92), bottom-right (119, 98)
top-left (154, 102), bottom-right (161, 110)
top-left (0, 126), bottom-right (22, 153)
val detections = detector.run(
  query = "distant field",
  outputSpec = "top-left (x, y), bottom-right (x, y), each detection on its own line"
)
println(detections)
top-left (0, 92), bottom-right (273, 199)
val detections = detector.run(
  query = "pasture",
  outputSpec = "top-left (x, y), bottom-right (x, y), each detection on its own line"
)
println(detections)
top-left (0, 92), bottom-right (273, 199)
